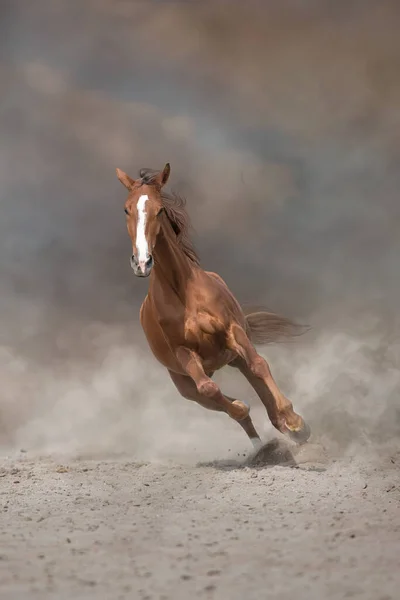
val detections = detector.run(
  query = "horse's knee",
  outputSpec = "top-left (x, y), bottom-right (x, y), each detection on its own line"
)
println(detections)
top-left (197, 378), bottom-right (219, 398)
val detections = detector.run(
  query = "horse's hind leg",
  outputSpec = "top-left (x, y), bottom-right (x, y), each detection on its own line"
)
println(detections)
top-left (168, 370), bottom-right (262, 450)
top-left (228, 324), bottom-right (310, 444)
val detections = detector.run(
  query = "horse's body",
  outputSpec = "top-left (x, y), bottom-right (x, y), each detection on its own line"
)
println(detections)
top-left (116, 163), bottom-right (310, 449)
top-left (141, 272), bottom-right (239, 375)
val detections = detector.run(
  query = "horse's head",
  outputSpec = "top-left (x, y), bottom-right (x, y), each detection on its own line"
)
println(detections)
top-left (116, 163), bottom-right (171, 277)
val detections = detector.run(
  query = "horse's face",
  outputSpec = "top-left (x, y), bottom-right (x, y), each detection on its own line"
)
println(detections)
top-left (116, 163), bottom-right (171, 277)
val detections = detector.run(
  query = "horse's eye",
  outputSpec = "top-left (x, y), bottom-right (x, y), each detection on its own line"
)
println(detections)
top-left (157, 207), bottom-right (164, 216)
top-left (124, 208), bottom-right (129, 216)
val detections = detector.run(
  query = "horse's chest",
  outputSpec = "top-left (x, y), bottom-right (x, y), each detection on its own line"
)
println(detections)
top-left (139, 297), bottom-right (186, 368)
top-left (141, 298), bottom-right (183, 343)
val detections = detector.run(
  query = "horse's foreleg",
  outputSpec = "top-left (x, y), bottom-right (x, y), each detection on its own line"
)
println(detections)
top-left (168, 370), bottom-right (262, 449)
top-left (174, 347), bottom-right (249, 422)
top-left (228, 324), bottom-right (310, 444)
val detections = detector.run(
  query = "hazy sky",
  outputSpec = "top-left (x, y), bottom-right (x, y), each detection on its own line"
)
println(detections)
top-left (2, 1), bottom-right (400, 339)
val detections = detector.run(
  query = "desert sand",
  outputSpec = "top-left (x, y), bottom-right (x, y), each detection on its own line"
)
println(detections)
top-left (1, 435), bottom-right (399, 600)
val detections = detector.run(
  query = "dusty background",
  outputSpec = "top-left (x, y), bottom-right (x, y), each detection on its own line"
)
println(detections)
top-left (1, 1), bottom-right (400, 599)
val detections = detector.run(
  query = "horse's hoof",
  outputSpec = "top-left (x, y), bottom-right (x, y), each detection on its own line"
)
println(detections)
top-left (286, 421), bottom-right (311, 445)
top-left (230, 400), bottom-right (250, 421)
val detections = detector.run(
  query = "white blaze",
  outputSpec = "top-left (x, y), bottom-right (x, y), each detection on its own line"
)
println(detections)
top-left (136, 194), bottom-right (149, 267)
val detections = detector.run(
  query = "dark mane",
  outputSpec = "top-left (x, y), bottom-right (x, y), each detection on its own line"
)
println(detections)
top-left (138, 167), bottom-right (200, 266)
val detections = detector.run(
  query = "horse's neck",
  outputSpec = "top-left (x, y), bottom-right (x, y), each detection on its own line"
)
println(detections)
top-left (150, 220), bottom-right (195, 303)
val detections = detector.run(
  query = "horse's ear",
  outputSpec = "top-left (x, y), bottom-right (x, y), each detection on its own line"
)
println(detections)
top-left (116, 168), bottom-right (136, 191)
top-left (156, 163), bottom-right (171, 187)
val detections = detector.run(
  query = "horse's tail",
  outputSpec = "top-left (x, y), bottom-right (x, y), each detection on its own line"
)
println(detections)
top-left (244, 307), bottom-right (309, 345)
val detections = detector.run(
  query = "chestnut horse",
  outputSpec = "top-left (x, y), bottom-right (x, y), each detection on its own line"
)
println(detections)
top-left (116, 163), bottom-right (310, 450)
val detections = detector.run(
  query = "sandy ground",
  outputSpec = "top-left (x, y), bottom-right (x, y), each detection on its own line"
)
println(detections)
top-left (1, 438), bottom-right (399, 600)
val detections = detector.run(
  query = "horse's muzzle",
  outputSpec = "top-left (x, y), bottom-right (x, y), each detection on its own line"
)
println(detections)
top-left (130, 254), bottom-right (153, 277)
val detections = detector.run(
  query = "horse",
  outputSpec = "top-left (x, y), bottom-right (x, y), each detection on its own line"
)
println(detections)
top-left (115, 162), bottom-right (310, 450)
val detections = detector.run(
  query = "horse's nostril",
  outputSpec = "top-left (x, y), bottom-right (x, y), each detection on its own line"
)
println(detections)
top-left (135, 254), bottom-right (153, 275)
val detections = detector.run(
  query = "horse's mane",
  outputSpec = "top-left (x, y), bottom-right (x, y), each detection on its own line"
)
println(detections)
top-left (138, 167), bottom-right (200, 266)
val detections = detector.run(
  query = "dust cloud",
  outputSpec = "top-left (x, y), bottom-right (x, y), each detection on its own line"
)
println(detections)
top-left (1, 0), bottom-right (400, 460)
